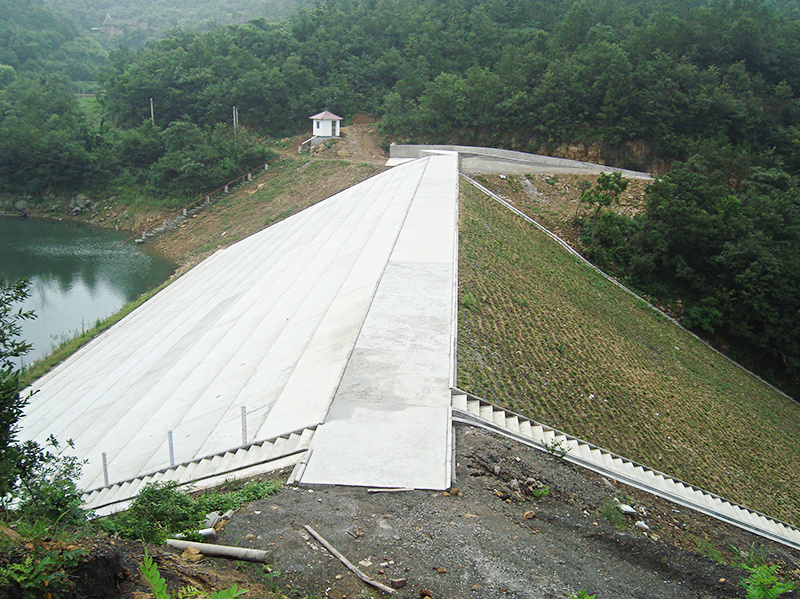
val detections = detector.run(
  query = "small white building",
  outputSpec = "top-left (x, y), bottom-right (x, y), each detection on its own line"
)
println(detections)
top-left (310, 110), bottom-right (343, 138)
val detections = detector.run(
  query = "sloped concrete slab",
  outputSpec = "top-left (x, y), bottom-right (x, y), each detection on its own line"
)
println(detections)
top-left (299, 154), bottom-right (458, 489)
top-left (19, 153), bottom-right (458, 494)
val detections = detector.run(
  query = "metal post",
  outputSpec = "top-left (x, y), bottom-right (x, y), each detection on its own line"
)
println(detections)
top-left (150, 98), bottom-right (154, 126)
top-left (168, 430), bottom-right (175, 466)
top-left (102, 452), bottom-right (109, 486)
top-left (241, 406), bottom-right (247, 445)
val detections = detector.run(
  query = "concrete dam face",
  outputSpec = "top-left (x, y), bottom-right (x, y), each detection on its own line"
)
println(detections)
top-left (21, 152), bottom-right (459, 513)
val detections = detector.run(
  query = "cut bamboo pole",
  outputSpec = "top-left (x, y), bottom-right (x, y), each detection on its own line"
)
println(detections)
top-left (165, 539), bottom-right (272, 563)
top-left (303, 525), bottom-right (395, 595)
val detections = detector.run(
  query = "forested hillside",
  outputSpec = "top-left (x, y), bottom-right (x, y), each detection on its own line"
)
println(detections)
top-left (1, 0), bottom-right (799, 396)
top-left (48, 0), bottom-right (311, 47)
top-left (0, 0), bottom-right (309, 84)
top-left (0, 0), bottom-right (107, 82)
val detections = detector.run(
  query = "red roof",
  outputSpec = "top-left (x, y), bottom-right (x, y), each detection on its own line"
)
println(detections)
top-left (309, 110), bottom-right (343, 121)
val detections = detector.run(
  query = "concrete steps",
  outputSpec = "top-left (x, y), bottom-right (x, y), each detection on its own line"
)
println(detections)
top-left (82, 426), bottom-right (316, 515)
top-left (451, 389), bottom-right (800, 551)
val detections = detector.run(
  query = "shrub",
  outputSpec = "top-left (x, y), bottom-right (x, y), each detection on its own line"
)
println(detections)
top-left (106, 479), bottom-right (282, 544)
top-left (140, 549), bottom-right (247, 599)
top-left (13, 436), bottom-right (86, 526)
top-left (738, 564), bottom-right (798, 599)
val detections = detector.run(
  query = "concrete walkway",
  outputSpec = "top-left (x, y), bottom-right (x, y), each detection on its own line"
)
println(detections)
top-left (298, 153), bottom-right (458, 489)
top-left (388, 144), bottom-right (653, 179)
top-left (19, 152), bottom-right (459, 499)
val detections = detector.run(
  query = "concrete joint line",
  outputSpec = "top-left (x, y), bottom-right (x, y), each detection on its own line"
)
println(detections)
top-left (313, 157), bottom-right (434, 431)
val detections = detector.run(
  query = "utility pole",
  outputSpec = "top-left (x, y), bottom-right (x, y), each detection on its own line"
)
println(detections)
top-left (150, 98), bottom-right (154, 126)
top-left (233, 106), bottom-right (239, 138)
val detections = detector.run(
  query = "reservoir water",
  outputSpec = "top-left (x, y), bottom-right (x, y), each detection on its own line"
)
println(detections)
top-left (0, 216), bottom-right (175, 366)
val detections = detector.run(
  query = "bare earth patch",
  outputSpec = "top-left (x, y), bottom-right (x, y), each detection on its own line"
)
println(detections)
top-left (471, 172), bottom-right (651, 250)
top-left (210, 427), bottom-right (798, 599)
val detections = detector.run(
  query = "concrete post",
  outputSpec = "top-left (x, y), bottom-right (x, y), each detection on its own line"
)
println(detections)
top-left (102, 452), bottom-right (109, 486)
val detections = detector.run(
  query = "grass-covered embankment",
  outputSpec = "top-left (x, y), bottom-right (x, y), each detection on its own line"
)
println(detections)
top-left (457, 181), bottom-right (800, 527)
top-left (152, 157), bottom-right (386, 262)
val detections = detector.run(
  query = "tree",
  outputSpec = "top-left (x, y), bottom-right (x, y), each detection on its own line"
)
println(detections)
top-left (579, 171), bottom-right (629, 218)
top-left (0, 278), bottom-right (35, 496)
top-left (0, 279), bottom-right (85, 522)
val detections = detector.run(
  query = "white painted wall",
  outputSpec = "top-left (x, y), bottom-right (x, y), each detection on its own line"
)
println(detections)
top-left (312, 118), bottom-right (340, 137)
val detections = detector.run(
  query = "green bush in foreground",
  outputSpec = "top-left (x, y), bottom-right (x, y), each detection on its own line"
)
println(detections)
top-left (0, 546), bottom-right (86, 599)
top-left (738, 564), bottom-right (798, 599)
top-left (106, 479), bottom-right (282, 544)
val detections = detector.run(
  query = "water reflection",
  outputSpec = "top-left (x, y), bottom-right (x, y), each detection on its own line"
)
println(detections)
top-left (0, 216), bottom-right (175, 365)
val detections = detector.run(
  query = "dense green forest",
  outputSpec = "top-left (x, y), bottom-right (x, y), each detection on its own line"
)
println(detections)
top-left (1, 0), bottom-right (799, 397)
top-left (0, 0), bottom-right (310, 84)
top-left (49, 0), bottom-right (309, 30)
top-left (0, 0), bottom-right (107, 82)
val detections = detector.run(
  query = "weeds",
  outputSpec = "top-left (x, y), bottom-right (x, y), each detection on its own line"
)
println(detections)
top-left (542, 438), bottom-right (571, 458)
top-left (731, 543), bottom-right (770, 571)
top-left (12, 436), bottom-right (86, 526)
top-left (599, 499), bottom-right (625, 529)
top-left (261, 566), bottom-right (282, 592)
top-left (105, 479), bottom-right (282, 544)
top-left (140, 549), bottom-right (247, 599)
top-left (461, 291), bottom-right (479, 312)
top-left (531, 486), bottom-right (551, 500)
top-left (0, 546), bottom-right (85, 599)
top-left (738, 564), bottom-right (798, 599)
top-left (695, 536), bottom-right (723, 563)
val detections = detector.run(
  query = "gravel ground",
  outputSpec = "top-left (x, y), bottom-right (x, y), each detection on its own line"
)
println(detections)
top-left (217, 426), bottom-right (800, 599)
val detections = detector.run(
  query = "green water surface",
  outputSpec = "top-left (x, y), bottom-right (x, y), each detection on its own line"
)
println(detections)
top-left (0, 216), bottom-right (175, 366)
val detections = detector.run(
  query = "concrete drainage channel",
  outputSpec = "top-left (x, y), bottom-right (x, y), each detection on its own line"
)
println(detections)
top-left (451, 388), bottom-right (800, 551)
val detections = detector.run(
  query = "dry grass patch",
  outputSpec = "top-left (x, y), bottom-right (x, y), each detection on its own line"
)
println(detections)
top-left (472, 172), bottom-right (650, 249)
top-left (457, 182), bottom-right (800, 526)
top-left (154, 158), bottom-right (385, 266)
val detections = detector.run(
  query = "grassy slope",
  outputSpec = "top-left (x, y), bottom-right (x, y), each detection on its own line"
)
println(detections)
top-left (153, 157), bottom-right (387, 263)
top-left (457, 181), bottom-right (800, 527)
